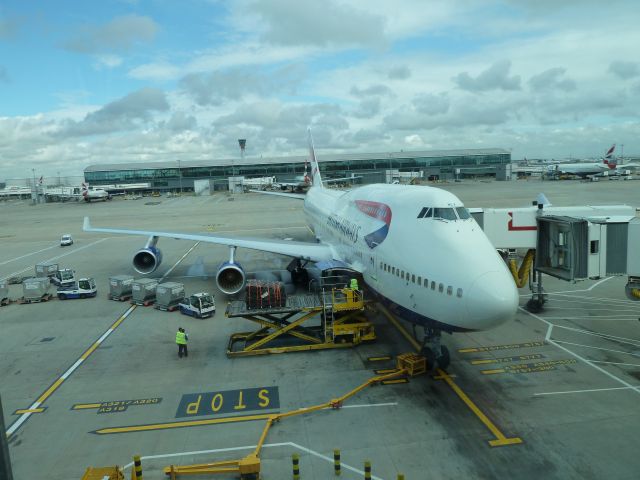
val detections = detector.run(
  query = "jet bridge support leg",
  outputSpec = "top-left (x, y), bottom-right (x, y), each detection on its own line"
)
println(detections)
top-left (525, 270), bottom-right (546, 313)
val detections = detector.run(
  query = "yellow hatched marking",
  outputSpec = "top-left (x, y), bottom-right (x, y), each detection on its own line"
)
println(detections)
top-left (374, 368), bottom-right (399, 374)
top-left (72, 403), bottom-right (102, 410)
top-left (14, 408), bottom-right (45, 414)
top-left (368, 356), bottom-right (392, 362)
top-left (381, 379), bottom-right (409, 385)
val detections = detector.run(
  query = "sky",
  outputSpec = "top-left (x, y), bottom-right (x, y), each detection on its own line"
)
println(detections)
top-left (1, 0), bottom-right (640, 179)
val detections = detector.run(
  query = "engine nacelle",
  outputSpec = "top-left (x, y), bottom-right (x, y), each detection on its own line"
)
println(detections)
top-left (216, 261), bottom-right (246, 295)
top-left (133, 246), bottom-right (163, 274)
top-left (625, 282), bottom-right (640, 301)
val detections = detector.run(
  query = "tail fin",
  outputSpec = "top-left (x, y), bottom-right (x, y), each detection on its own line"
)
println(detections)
top-left (307, 128), bottom-right (324, 188)
top-left (605, 144), bottom-right (616, 159)
top-left (82, 182), bottom-right (88, 198)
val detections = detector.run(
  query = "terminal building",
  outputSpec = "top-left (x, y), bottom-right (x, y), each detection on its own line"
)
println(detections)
top-left (84, 147), bottom-right (512, 192)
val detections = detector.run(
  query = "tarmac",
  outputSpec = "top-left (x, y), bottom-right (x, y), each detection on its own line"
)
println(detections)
top-left (1, 178), bottom-right (640, 480)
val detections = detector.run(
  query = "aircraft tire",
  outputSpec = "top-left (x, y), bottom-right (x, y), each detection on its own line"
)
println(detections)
top-left (525, 298), bottom-right (543, 313)
top-left (421, 346), bottom-right (437, 372)
top-left (437, 345), bottom-right (451, 370)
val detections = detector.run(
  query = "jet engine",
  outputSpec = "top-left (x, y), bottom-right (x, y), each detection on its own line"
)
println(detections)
top-left (216, 261), bottom-right (246, 295)
top-left (133, 246), bottom-right (163, 274)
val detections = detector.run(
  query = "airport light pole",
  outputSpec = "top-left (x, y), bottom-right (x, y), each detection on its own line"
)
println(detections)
top-left (177, 160), bottom-right (183, 194)
top-left (31, 168), bottom-right (36, 204)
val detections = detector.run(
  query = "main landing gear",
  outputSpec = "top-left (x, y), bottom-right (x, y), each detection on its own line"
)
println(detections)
top-left (415, 326), bottom-right (450, 370)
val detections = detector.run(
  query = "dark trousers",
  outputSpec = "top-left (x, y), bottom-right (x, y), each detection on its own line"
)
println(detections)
top-left (178, 344), bottom-right (188, 357)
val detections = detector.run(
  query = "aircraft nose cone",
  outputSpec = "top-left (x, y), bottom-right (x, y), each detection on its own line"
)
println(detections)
top-left (466, 271), bottom-right (519, 330)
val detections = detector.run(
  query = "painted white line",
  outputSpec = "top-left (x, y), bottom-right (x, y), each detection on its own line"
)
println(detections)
top-left (534, 386), bottom-right (637, 396)
top-left (551, 324), bottom-right (640, 347)
top-left (543, 316), bottom-right (640, 321)
top-left (1, 238), bottom-right (109, 281)
top-left (122, 442), bottom-right (386, 479)
top-left (519, 307), bottom-right (640, 395)
top-left (589, 360), bottom-right (640, 367)
top-left (160, 242), bottom-right (200, 280)
top-left (539, 306), bottom-right (640, 312)
top-left (97, 330), bottom-right (113, 344)
top-left (0, 244), bottom-right (59, 266)
top-left (553, 340), bottom-right (640, 358)
top-left (291, 442), bottom-right (385, 480)
top-left (544, 295), bottom-right (640, 306)
top-left (5, 304), bottom-right (136, 437)
top-left (545, 276), bottom-right (614, 295)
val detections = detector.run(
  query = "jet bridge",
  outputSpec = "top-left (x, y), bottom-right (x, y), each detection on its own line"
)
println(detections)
top-left (471, 202), bottom-right (639, 311)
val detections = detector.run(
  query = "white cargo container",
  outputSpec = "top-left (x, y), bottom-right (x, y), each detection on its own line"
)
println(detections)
top-left (155, 282), bottom-right (185, 311)
top-left (35, 262), bottom-right (58, 278)
top-left (132, 278), bottom-right (159, 305)
top-left (109, 275), bottom-right (134, 301)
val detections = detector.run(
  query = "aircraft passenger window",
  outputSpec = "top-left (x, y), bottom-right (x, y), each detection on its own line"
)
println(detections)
top-left (457, 288), bottom-right (463, 298)
top-left (455, 207), bottom-right (471, 219)
top-left (392, 267), bottom-right (395, 274)
top-left (411, 274), bottom-right (415, 283)
top-left (423, 278), bottom-right (428, 287)
top-left (438, 283), bottom-right (444, 293)
top-left (447, 286), bottom-right (453, 295)
top-left (401, 271), bottom-right (404, 279)
top-left (380, 261), bottom-right (383, 269)
top-left (396, 269), bottom-right (400, 277)
top-left (433, 208), bottom-right (457, 221)
top-left (417, 276), bottom-right (421, 285)
top-left (431, 281), bottom-right (436, 290)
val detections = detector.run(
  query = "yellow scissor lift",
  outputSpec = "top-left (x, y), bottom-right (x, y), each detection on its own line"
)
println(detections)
top-left (225, 288), bottom-right (375, 356)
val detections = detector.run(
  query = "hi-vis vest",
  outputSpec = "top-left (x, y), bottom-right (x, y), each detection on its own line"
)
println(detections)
top-left (176, 331), bottom-right (187, 345)
top-left (350, 279), bottom-right (359, 290)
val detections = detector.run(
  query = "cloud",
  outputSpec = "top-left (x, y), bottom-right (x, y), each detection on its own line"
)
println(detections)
top-left (528, 67), bottom-right (576, 91)
top-left (414, 93), bottom-right (450, 115)
top-left (249, 0), bottom-right (387, 47)
top-left (129, 61), bottom-right (181, 81)
top-left (62, 14), bottom-right (159, 54)
top-left (0, 18), bottom-right (18, 40)
top-left (163, 112), bottom-right (197, 132)
top-left (608, 61), bottom-right (639, 79)
top-left (180, 65), bottom-right (305, 106)
top-left (93, 54), bottom-right (123, 70)
top-left (0, 65), bottom-right (9, 83)
top-left (388, 66), bottom-right (411, 80)
top-left (352, 98), bottom-right (381, 118)
top-left (350, 84), bottom-right (394, 98)
top-left (61, 87), bottom-right (169, 137)
top-left (453, 60), bottom-right (521, 92)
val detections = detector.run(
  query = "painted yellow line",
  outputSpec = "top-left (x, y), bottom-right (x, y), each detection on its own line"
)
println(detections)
top-left (459, 341), bottom-right (545, 354)
top-left (376, 302), bottom-right (522, 448)
top-left (35, 378), bottom-right (65, 405)
top-left (381, 379), bottom-right (409, 385)
top-left (436, 369), bottom-right (522, 447)
top-left (481, 369), bottom-right (506, 375)
top-left (93, 413), bottom-right (273, 435)
top-left (72, 403), bottom-right (102, 410)
top-left (14, 408), bottom-right (45, 414)
top-left (471, 359), bottom-right (495, 365)
top-left (376, 303), bottom-right (422, 351)
top-left (368, 356), bottom-right (392, 362)
top-left (374, 368), bottom-right (399, 374)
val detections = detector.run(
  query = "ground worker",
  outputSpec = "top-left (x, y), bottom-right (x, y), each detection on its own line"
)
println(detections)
top-left (350, 278), bottom-right (359, 291)
top-left (176, 327), bottom-right (189, 358)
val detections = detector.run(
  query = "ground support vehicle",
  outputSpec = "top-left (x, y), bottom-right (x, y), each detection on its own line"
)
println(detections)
top-left (178, 293), bottom-right (216, 318)
top-left (50, 268), bottom-right (76, 288)
top-left (57, 278), bottom-right (97, 300)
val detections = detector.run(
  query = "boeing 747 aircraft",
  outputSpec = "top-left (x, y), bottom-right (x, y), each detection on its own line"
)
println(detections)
top-left (83, 132), bottom-right (519, 368)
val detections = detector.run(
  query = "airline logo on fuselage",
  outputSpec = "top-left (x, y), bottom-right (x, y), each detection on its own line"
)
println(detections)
top-left (355, 200), bottom-right (392, 249)
top-left (327, 214), bottom-right (361, 243)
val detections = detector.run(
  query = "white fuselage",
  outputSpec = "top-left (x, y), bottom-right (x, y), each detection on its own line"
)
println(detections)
top-left (551, 163), bottom-right (606, 176)
top-left (303, 184), bottom-right (519, 332)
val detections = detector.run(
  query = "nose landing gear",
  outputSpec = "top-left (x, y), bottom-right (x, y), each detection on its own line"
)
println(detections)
top-left (417, 327), bottom-right (450, 370)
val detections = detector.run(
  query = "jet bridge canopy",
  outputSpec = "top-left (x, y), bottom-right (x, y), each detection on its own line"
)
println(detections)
top-left (535, 216), bottom-right (589, 281)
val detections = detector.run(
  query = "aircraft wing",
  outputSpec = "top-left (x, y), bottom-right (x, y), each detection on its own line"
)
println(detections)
top-left (248, 190), bottom-right (306, 199)
top-left (83, 217), bottom-right (334, 262)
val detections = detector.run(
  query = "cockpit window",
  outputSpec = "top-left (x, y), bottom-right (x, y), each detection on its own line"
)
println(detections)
top-left (456, 207), bottom-right (471, 220)
top-left (433, 208), bottom-right (457, 221)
